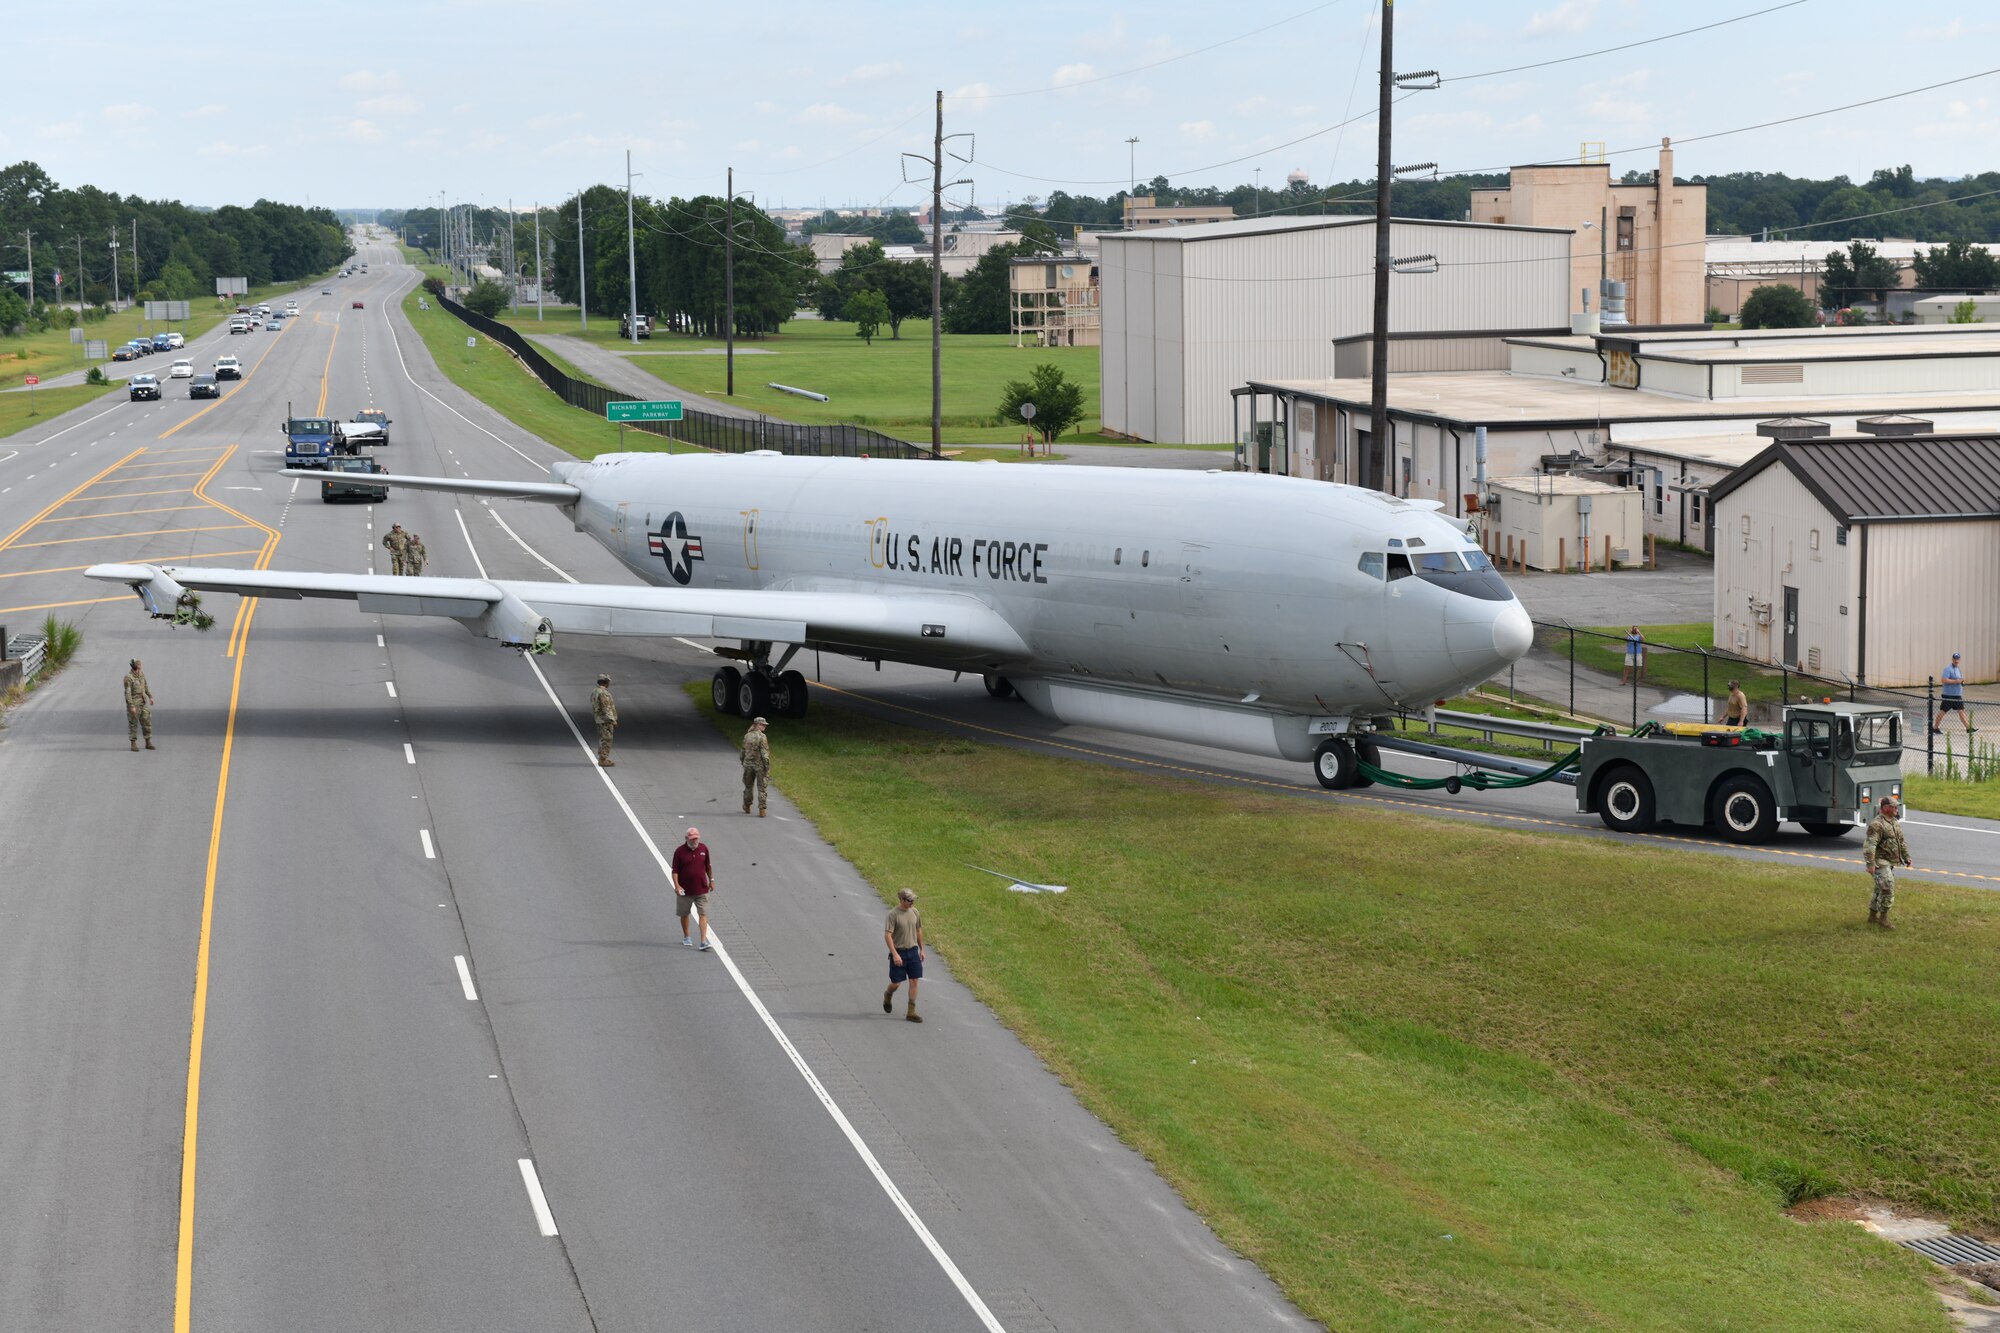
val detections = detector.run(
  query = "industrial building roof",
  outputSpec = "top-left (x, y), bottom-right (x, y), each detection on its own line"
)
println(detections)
top-left (1708, 436), bottom-right (2000, 522)
top-left (1509, 326), bottom-right (2000, 364)
top-left (1097, 214), bottom-right (1571, 243)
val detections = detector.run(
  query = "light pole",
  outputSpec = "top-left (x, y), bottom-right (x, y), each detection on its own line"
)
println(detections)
top-left (534, 201), bottom-right (544, 321)
top-left (109, 227), bottom-right (119, 309)
top-left (625, 150), bottom-right (641, 345)
top-left (1125, 136), bottom-right (1139, 197)
top-left (577, 188), bottom-right (588, 331)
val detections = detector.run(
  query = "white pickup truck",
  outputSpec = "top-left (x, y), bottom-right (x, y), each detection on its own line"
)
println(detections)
top-left (214, 355), bottom-right (243, 381)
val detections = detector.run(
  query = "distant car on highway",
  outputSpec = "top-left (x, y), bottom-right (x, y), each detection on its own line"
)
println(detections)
top-left (321, 455), bottom-right (390, 503)
top-left (113, 344), bottom-right (140, 362)
top-left (321, 288), bottom-right (332, 295)
top-left (166, 331), bottom-right (185, 349)
top-left (352, 406), bottom-right (391, 444)
top-left (229, 320), bottom-right (249, 334)
top-left (268, 318), bottom-right (284, 331)
top-left (189, 374), bottom-right (221, 399)
top-left (285, 299), bottom-right (298, 310)
top-left (129, 374), bottom-right (161, 402)
top-left (123, 339), bottom-right (152, 357)
top-left (352, 300), bottom-right (363, 309)
top-left (214, 355), bottom-right (243, 381)
top-left (169, 359), bottom-right (194, 378)
top-left (151, 332), bottom-right (173, 352)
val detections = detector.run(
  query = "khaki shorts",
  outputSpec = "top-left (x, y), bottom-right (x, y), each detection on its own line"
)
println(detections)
top-left (676, 891), bottom-right (709, 919)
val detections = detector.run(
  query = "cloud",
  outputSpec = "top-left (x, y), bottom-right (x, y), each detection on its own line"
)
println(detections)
top-left (1234, 95), bottom-right (1274, 117)
top-left (753, 100), bottom-right (782, 115)
top-left (102, 103), bottom-right (154, 126)
top-left (1910, 17), bottom-right (2000, 41)
top-left (342, 119), bottom-right (386, 143)
top-left (1179, 120), bottom-right (1217, 143)
top-left (1050, 63), bottom-right (1096, 89)
top-left (1580, 68), bottom-right (1652, 128)
top-left (359, 94), bottom-right (422, 116)
top-left (336, 70), bottom-right (402, 94)
top-left (1525, 0), bottom-right (1596, 36)
top-left (528, 111), bottom-right (583, 131)
top-left (198, 141), bottom-right (269, 159)
top-left (183, 103), bottom-right (228, 119)
top-left (838, 61), bottom-right (903, 85)
top-left (795, 103), bottom-right (866, 126)
top-left (948, 82), bottom-right (993, 112)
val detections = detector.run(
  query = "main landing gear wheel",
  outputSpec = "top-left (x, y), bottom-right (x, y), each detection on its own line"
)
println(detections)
top-left (771, 669), bottom-right (810, 719)
top-left (712, 666), bottom-right (743, 715)
top-left (1712, 774), bottom-right (1779, 844)
top-left (1595, 763), bottom-right (1658, 834)
top-left (737, 672), bottom-right (772, 720)
top-left (1312, 738), bottom-right (1359, 790)
top-left (983, 673), bottom-right (1016, 699)
top-left (1351, 737), bottom-right (1381, 789)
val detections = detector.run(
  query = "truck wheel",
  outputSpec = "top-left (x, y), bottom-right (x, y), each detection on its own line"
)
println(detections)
top-left (1351, 738), bottom-right (1380, 789)
top-left (1798, 821), bottom-right (1855, 838)
top-left (712, 666), bottom-right (743, 716)
top-left (1312, 738), bottom-right (1358, 790)
top-left (1712, 774), bottom-right (1778, 844)
top-left (1596, 764), bottom-right (1657, 833)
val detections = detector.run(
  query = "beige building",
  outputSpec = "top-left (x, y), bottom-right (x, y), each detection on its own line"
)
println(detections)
top-left (1121, 196), bottom-right (1235, 228)
top-left (1470, 140), bottom-right (1706, 326)
top-left (1010, 256), bottom-right (1100, 347)
top-left (1487, 474), bottom-right (1645, 572)
top-left (1708, 436), bottom-right (2000, 686)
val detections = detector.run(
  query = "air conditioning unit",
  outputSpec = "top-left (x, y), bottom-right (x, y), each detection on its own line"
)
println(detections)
top-left (1734, 628), bottom-right (1749, 650)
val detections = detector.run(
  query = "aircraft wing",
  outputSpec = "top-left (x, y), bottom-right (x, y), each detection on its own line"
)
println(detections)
top-left (277, 469), bottom-right (579, 503)
top-left (84, 564), bottom-right (1030, 665)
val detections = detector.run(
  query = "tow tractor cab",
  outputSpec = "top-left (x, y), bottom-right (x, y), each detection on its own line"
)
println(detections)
top-left (281, 414), bottom-right (339, 469)
top-left (1578, 702), bottom-right (1903, 844)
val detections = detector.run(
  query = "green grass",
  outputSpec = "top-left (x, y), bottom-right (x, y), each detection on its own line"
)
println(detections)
top-left (398, 285), bottom-right (672, 460)
top-left (941, 446), bottom-right (1066, 463)
top-left (1570, 622), bottom-right (1798, 707)
top-left (621, 317), bottom-right (1122, 446)
top-left (0, 381), bottom-right (119, 438)
top-left (1903, 773), bottom-right (2000, 819)
top-left (696, 691), bottom-right (1995, 1331)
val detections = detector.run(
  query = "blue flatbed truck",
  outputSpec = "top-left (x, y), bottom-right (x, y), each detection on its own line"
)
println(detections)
top-left (281, 412), bottom-right (340, 469)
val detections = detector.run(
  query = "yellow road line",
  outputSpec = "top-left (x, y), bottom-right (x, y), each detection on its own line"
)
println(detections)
top-left (0, 551), bottom-right (264, 580)
top-left (148, 445), bottom-right (237, 455)
top-left (0, 447), bottom-right (149, 553)
top-left (816, 684), bottom-right (2000, 889)
top-left (0, 594), bottom-right (128, 616)
top-left (83, 471), bottom-right (211, 483)
top-left (120, 456), bottom-right (227, 470)
top-left (158, 318), bottom-right (292, 441)
top-left (315, 319), bottom-right (340, 415)
top-left (58, 488), bottom-right (191, 503)
top-left (39, 504), bottom-right (212, 523)
top-left (188, 447), bottom-right (280, 657)
top-left (8, 524), bottom-right (253, 549)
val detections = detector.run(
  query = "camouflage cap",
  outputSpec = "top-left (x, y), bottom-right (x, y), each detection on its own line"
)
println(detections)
top-left (752, 715), bottom-right (768, 725)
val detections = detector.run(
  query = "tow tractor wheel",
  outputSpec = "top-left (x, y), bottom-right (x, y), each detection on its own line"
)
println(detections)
top-left (712, 666), bottom-right (743, 715)
top-left (983, 673), bottom-right (1016, 699)
top-left (1798, 821), bottom-right (1855, 838)
top-left (1352, 737), bottom-right (1381, 789)
top-left (1312, 738), bottom-right (1358, 791)
top-left (772, 669), bottom-right (810, 719)
top-left (737, 672), bottom-right (773, 721)
top-left (1712, 774), bottom-right (1779, 844)
top-left (1596, 764), bottom-right (1658, 834)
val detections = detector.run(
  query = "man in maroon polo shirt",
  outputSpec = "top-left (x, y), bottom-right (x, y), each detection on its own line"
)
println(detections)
top-left (671, 827), bottom-right (715, 952)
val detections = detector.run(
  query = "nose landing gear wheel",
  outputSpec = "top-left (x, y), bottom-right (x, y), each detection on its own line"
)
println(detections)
top-left (712, 666), bottom-right (743, 715)
top-left (1313, 738), bottom-right (1359, 790)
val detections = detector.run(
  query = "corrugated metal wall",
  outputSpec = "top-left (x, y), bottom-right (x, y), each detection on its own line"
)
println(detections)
top-left (1860, 521), bottom-right (2000, 686)
top-left (1712, 356), bottom-right (2000, 401)
top-left (1334, 335), bottom-right (1522, 378)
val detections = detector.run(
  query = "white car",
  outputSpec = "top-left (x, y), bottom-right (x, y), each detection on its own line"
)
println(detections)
top-left (285, 299), bottom-right (298, 310)
top-left (214, 355), bottom-right (243, 381)
top-left (169, 359), bottom-right (194, 378)
top-left (166, 332), bottom-right (186, 349)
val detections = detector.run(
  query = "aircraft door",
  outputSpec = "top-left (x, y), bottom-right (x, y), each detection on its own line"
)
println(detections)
top-left (613, 503), bottom-right (632, 563)
top-left (1177, 542), bottom-right (1210, 618)
top-left (741, 508), bottom-right (761, 571)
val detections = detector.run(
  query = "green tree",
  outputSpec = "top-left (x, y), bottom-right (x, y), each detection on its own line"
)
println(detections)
top-left (1738, 284), bottom-right (1815, 329)
top-left (995, 362), bottom-right (1086, 445)
top-left (868, 258), bottom-right (932, 339)
top-left (1949, 299), bottom-right (1984, 324)
top-left (1913, 239), bottom-right (1999, 290)
top-left (1819, 240), bottom-right (1897, 310)
top-left (155, 260), bottom-right (200, 302)
top-left (464, 278), bottom-right (510, 318)
top-left (944, 241), bottom-right (1026, 334)
top-left (0, 288), bottom-right (27, 335)
top-left (844, 288), bottom-right (889, 345)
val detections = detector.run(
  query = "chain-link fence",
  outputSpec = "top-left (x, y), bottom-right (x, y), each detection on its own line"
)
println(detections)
top-left (1514, 621), bottom-right (1998, 779)
top-left (432, 290), bottom-right (936, 460)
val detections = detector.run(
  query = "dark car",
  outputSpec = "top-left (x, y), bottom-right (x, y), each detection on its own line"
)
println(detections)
top-left (113, 345), bottom-right (140, 362)
top-left (189, 374), bottom-right (221, 399)
top-left (128, 373), bottom-right (161, 402)
top-left (351, 407), bottom-right (392, 444)
top-left (321, 455), bottom-right (389, 503)
top-left (352, 300), bottom-right (364, 309)
top-left (151, 332), bottom-right (173, 351)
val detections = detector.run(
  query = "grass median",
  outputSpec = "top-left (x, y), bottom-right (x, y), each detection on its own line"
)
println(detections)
top-left (696, 688), bottom-right (1995, 1331)
top-left (0, 381), bottom-right (119, 439)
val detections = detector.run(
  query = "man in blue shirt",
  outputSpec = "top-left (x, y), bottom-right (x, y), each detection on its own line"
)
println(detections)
top-left (1619, 626), bottom-right (1645, 686)
top-left (1930, 652), bottom-right (1976, 736)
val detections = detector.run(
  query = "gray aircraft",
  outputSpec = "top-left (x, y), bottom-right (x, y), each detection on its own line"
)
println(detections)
top-left (87, 452), bottom-right (1531, 788)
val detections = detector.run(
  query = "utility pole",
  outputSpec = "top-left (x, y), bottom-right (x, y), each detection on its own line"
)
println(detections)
top-left (131, 218), bottom-right (139, 317)
top-left (725, 167), bottom-right (736, 394)
top-left (508, 197), bottom-right (517, 312)
top-left (1125, 136), bottom-right (1139, 195)
top-left (1367, 0), bottom-right (1394, 495)
top-left (577, 188), bottom-right (588, 331)
top-left (22, 229), bottom-right (31, 311)
top-left (625, 150), bottom-right (640, 345)
top-left (900, 94), bottom-right (969, 456)
top-left (109, 226), bottom-right (120, 309)
top-left (534, 201), bottom-right (544, 321)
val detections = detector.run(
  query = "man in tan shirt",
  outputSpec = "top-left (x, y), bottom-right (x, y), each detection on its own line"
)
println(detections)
top-left (882, 888), bottom-right (925, 1023)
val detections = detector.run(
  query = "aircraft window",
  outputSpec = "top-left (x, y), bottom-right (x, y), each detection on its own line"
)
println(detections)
top-left (1463, 549), bottom-right (1494, 571)
top-left (1142, 550), bottom-right (1150, 567)
top-left (1385, 553), bottom-right (1414, 581)
top-left (1405, 537), bottom-right (1427, 547)
top-left (1415, 552), bottom-right (1457, 574)
top-left (1387, 538), bottom-right (1404, 548)
top-left (1114, 547), bottom-right (1122, 565)
top-left (1357, 552), bottom-right (1385, 580)
top-left (1411, 550), bottom-right (1513, 601)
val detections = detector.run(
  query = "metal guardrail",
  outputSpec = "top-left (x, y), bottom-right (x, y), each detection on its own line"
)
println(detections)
top-left (6, 634), bottom-right (48, 686)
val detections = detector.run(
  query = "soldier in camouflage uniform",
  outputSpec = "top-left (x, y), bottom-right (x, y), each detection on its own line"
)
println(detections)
top-left (591, 674), bottom-right (618, 767)
top-left (123, 658), bottom-right (155, 751)
top-left (382, 523), bottom-right (410, 576)
top-left (405, 532), bottom-right (428, 576)
top-left (1862, 796), bottom-right (1911, 929)
top-left (741, 715), bottom-right (771, 816)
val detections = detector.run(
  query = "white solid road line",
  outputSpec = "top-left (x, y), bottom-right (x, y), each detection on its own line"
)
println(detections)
top-left (380, 281), bottom-right (549, 475)
top-left (420, 829), bottom-right (435, 859)
top-left (486, 507), bottom-right (574, 582)
top-left (404, 743), bottom-right (416, 764)
top-left (385, 681), bottom-right (398, 699)
top-left (454, 955), bottom-right (478, 1001)
top-left (517, 1159), bottom-right (559, 1237)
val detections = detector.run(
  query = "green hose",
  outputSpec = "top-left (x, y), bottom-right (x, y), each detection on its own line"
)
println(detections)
top-left (1356, 748), bottom-right (1582, 793)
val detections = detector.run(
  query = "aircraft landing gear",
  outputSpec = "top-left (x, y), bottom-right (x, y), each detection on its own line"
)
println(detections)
top-left (713, 666), bottom-right (743, 715)
top-left (714, 662), bottom-right (810, 719)
top-left (1312, 737), bottom-right (1359, 790)
top-left (770, 669), bottom-right (810, 719)
top-left (983, 672), bottom-right (1016, 699)
top-left (737, 672), bottom-right (771, 720)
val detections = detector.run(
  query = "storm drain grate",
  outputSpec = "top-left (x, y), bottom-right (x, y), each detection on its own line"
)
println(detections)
top-left (1905, 1235), bottom-right (2000, 1267)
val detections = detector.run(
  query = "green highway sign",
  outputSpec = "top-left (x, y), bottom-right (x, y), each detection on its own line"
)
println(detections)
top-left (606, 399), bottom-right (684, 423)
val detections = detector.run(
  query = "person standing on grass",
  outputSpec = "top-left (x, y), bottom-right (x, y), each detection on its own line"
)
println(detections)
top-left (1722, 680), bottom-right (1749, 728)
top-left (1620, 626), bottom-right (1645, 686)
top-left (1863, 796), bottom-right (1912, 929)
top-left (672, 827), bottom-right (715, 952)
top-left (882, 889), bottom-right (925, 1023)
top-left (1931, 653), bottom-right (1977, 736)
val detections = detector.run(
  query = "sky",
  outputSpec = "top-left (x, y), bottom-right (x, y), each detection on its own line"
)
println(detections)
top-left (4, 1), bottom-right (1998, 213)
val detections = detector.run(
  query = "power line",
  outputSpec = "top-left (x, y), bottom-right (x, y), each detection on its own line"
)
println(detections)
top-left (1444, 1), bottom-right (1814, 83)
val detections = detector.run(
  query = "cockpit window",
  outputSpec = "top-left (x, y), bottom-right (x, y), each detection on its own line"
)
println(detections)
top-left (1411, 548), bottom-right (1513, 601)
top-left (1357, 552), bottom-right (1385, 580)
top-left (1462, 549), bottom-right (1495, 572)
top-left (1415, 552), bottom-right (1457, 574)
top-left (1385, 553), bottom-right (1414, 581)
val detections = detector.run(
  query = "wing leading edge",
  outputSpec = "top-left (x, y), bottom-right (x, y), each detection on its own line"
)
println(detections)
top-left (83, 563), bottom-right (1030, 665)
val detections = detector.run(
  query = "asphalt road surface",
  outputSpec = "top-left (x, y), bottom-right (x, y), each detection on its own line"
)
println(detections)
top-left (0, 239), bottom-right (1316, 1331)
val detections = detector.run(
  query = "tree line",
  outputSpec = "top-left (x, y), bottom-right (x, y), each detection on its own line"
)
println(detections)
top-left (0, 160), bottom-right (349, 334)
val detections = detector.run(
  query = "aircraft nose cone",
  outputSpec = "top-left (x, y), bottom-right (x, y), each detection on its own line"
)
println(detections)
top-left (1493, 601), bottom-right (1533, 662)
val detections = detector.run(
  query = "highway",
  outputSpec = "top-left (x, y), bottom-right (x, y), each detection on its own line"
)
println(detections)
top-left (0, 240), bottom-right (1314, 1331)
